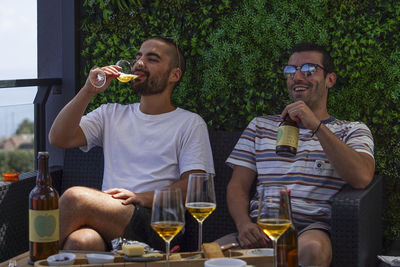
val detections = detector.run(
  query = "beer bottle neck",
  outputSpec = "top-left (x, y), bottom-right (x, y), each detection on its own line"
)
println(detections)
top-left (36, 156), bottom-right (51, 186)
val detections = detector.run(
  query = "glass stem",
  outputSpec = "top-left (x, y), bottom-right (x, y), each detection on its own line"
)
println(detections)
top-left (273, 240), bottom-right (278, 267)
top-left (166, 240), bottom-right (170, 267)
top-left (198, 221), bottom-right (203, 251)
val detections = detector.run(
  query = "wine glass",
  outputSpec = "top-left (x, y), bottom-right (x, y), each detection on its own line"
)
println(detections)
top-left (257, 185), bottom-right (291, 267)
top-left (89, 60), bottom-right (138, 88)
top-left (185, 173), bottom-right (216, 251)
top-left (151, 188), bottom-right (185, 267)
top-left (115, 59), bottom-right (138, 82)
top-left (89, 66), bottom-right (107, 88)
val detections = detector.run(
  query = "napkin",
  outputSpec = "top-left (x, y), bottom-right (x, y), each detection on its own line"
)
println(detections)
top-left (378, 255), bottom-right (400, 266)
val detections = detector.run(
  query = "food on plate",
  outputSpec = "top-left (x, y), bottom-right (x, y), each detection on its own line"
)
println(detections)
top-left (122, 243), bottom-right (145, 256)
top-left (142, 252), bottom-right (164, 258)
top-left (55, 257), bottom-right (70, 262)
top-left (169, 253), bottom-right (182, 260)
top-left (202, 242), bottom-right (225, 258)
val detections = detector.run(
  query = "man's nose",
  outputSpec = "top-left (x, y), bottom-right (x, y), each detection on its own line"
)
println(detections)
top-left (137, 60), bottom-right (144, 67)
top-left (133, 59), bottom-right (145, 70)
top-left (292, 68), bottom-right (305, 81)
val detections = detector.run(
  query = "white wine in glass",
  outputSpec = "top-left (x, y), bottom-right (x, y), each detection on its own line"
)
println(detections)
top-left (116, 59), bottom-right (138, 82)
top-left (151, 222), bottom-right (184, 243)
top-left (185, 173), bottom-right (216, 251)
top-left (257, 185), bottom-right (291, 267)
top-left (258, 218), bottom-right (291, 241)
top-left (89, 60), bottom-right (138, 88)
top-left (151, 188), bottom-right (185, 267)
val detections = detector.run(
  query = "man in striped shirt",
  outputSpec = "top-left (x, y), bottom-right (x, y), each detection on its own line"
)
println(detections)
top-left (221, 43), bottom-right (375, 267)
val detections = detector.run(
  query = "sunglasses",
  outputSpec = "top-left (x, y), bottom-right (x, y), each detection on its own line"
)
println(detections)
top-left (283, 63), bottom-right (326, 79)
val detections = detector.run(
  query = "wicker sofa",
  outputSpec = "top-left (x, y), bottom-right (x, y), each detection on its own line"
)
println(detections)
top-left (0, 130), bottom-right (383, 266)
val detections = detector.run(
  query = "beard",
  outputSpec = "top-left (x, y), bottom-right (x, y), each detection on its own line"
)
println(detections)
top-left (288, 80), bottom-right (324, 110)
top-left (132, 70), bottom-right (169, 96)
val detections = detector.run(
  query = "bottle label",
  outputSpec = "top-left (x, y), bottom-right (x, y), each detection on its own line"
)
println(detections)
top-left (29, 209), bottom-right (59, 242)
top-left (277, 125), bottom-right (299, 148)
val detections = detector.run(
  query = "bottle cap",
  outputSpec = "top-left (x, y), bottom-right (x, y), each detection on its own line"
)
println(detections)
top-left (38, 151), bottom-right (49, 158)
top-left (2, 172), bottom-right (19, 182)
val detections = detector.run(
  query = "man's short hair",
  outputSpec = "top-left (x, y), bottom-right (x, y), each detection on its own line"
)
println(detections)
top-left (148, 36), bottom-right (186, 77)
top-left (290, 42), bottom-right (334, 75)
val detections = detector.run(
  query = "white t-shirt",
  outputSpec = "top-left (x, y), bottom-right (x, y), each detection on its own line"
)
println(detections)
top-left (79, 103), bottom-right (215, 193)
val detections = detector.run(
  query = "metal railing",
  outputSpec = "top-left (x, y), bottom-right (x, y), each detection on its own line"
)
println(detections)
top-left (0, 78), bottom-right (62, 167)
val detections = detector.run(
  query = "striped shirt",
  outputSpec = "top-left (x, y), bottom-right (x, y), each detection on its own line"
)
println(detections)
top-left (226, 115), bottom-right (374, 230)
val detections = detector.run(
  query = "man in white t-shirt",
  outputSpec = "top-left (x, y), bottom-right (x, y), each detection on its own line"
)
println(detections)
top-left (49, 37), bottom-right (214, 251)
top-left (217, 43), bottom-right (375, 267)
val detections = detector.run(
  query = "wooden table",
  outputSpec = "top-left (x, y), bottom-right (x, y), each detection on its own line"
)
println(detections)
top-left (0, 250), bottom-right (273, 267)
top-left (0, 252), bottom-right (29, 267)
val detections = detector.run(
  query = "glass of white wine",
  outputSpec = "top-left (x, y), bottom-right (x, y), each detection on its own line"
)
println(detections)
top-left (151, 188), bottom-right (185, 267)
top-left (185, 173), bottom-right (216, 251)
top-left (115, 59), bottom-right (138, 82)
top-left (257, 184), bottom-right (291, 267)
top-left (89, 60), bottom-right (138, 88)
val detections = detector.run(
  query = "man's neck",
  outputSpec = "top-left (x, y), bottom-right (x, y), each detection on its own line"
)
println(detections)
top-left (139, 93), bottom-right (176, 115)
top-left (314, 109), bottom-right (331, 121)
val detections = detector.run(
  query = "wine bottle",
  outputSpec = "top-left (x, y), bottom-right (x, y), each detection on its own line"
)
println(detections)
top-left (276, 116), bottom-right (299, 157)
top-left (277, 190), bottom-right (298, 267)
top-left (29, 152), bottom-right (59, 264)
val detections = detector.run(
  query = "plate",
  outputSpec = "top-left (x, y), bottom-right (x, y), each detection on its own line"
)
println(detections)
top-left (86, 253), bottom-right (115, 264)
top-left (47, 253), bottom-right (76, 266)
top-left (246, 248), bottom-right (274, 256)
top-left (377, 255), bottom-right (400, 266)
top-left (123, 255), bottom-right (163, 262)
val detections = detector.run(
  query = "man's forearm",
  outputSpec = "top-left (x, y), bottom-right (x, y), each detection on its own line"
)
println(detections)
top-left (49, 86), bottom-right (95, 148)
top-left (316, 123), bottom-right (375, 188)
top-left (138, 171), bottom-right (195, 208)
top-left (227, 185), bottom-right (253, 229)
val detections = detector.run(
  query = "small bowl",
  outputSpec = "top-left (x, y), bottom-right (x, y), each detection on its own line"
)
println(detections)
top-left (47, 253), bottom-right (76, 266)
top-left (204, 258), bottom-right (246, 267)
top-left (86, 253), bottom-right (115, 264)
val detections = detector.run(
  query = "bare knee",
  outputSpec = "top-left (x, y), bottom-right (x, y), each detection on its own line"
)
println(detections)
top-left (299, 238), bottom-right (323, 259)
top-left (298, 230), bottom-right (332, 267)
top-left (60, 186), bottom-right (97, 210)
top-left (63, 228), bottom-right (106, 251)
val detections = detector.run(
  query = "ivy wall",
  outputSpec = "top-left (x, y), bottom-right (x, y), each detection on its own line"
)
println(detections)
top-left (80, 0), bottom-right (400, 249)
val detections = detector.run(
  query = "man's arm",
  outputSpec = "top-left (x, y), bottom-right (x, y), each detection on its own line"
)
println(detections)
top-left (48, 66), bottom-right (120, 148)
top-left (314, 124), bottom-right (375, 189)
top-left (282, 101), bottom-right (375, 189)
top-left (105, 169), bottom-right (205, 208)
top-left (227, 165), bottom-right (268, 248)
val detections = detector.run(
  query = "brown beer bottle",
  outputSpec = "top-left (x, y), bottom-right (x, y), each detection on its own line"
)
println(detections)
top-left (276, 116), bottom-right (299, 157)
top-left (277, 190), bottom-right (298, 267)
top-left (29, 152), bottom-right (59, 264)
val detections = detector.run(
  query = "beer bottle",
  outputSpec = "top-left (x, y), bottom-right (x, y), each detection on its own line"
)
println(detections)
top-left (276, 116), bottom-right (299, 157)
top-left (277, 190), bottom-right (298, 267)
top-left (29, 152), bottom-right (59, 264)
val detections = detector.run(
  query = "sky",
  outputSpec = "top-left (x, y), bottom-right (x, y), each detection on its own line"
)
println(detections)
top-left (0, 0), bottom-right (37, 137)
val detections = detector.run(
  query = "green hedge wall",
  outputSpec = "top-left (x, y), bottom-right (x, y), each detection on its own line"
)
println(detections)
top-left (80, 0), bottom-right (400, 249)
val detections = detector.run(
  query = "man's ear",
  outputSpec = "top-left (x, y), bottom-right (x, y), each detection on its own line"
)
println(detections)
top-left (169, 68), bottom-right (182, 83)
top-left (326, 72), bottom-right (336, 89)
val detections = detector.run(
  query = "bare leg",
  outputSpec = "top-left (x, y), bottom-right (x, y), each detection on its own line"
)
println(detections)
top-left (64, 227), bottom-right (106, 251)
top-left (298, 229), bottom-right (332, 267)
top-left (59, 186), bottom-right (134, 249)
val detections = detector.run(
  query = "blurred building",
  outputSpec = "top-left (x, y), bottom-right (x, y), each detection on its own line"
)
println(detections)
top-left (0, 134), bottom-right (34, 150)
